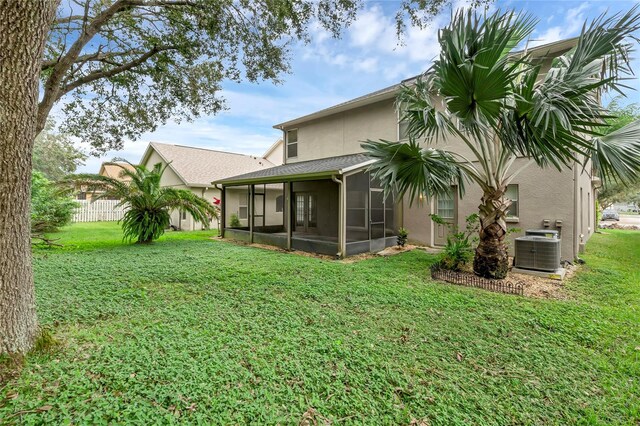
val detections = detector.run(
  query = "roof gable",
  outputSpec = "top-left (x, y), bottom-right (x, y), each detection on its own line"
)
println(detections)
top-left (141, 142), bottom-right (275, 187)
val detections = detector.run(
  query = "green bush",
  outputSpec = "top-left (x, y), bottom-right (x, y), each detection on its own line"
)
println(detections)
top-left (31, 171), bottom-right (77, 233)
top-left (397, 227), bottom-right (408, 247)
top-left (229, 213), bottom-right (241, 227)
top-left (431, 213), bottom-right (479, 271)
top-left (62, 162), bottom-right (219, 244)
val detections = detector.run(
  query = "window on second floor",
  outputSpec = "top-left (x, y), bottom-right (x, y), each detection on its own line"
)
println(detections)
top-left (286, 129), bottom-right (298, 159)
top-left (505, 184), bottom-right (519, 218)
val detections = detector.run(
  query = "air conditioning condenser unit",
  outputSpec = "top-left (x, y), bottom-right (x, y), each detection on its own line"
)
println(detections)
top-left (514, 236), bottom-right (561, 272)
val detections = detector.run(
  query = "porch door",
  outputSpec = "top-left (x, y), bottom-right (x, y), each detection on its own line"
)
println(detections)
top-left (294, 193), bottom-right (317, 233)
top-left (434, 188), bottom-right (456, 246)
top-left (253, 191), bottom-right (265, 231)
top-left (370, 188), bottom-right (386, 252)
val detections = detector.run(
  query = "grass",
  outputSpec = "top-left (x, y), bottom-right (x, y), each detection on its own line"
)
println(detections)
top-left (1, 222), bottom-right (639, 424)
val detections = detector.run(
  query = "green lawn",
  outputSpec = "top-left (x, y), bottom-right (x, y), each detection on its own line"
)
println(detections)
top-left (1, 223), bottom-right (639, 424)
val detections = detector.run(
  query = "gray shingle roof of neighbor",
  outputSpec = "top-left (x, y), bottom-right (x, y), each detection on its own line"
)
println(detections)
top-left (145, 142), bottom-right (275, 187)
top-left (215, 153), bottom-right (375, 185)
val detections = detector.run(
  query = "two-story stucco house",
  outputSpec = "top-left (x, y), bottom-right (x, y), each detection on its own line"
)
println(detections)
top-left (216, 38), bottom-right (597, 260)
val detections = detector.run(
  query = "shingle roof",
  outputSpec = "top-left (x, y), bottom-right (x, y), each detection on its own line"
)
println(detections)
top-left (146, 142), bottom-right (275, 187)
top-left (216, 153), bottom-right (375, 185)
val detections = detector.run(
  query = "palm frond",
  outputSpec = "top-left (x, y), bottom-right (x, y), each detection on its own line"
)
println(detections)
top-left (590, 119), bottom-right (640, 185)
top-left (499, 6), bottom-right (640, 170)
top-left (58, 173), bottom-right (130, 202)
top-left (361, 139), bottom-right (465, 204)
top-left (434, 9), bottom-right (536, 129)
top-left (160, 187), bottom-right (219, 225)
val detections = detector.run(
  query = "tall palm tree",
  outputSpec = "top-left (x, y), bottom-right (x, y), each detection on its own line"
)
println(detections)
top-left (64, 162), bottom-right (219, 243)
top-left (363, 7), bottom-right (640, 279)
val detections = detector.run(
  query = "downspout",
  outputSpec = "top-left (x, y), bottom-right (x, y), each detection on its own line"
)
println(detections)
top-left (285, 181), bottom-right (292, 251)
top-left (249, 184), bottom-right (255, 243)
top-left (201, 187), bottom-right (207, 231)
top-left (573, 164), bottom-right (579, 259)
top-left (281, 128), bottom-right (286, 164)
top-left (332, 174), bottom-right (345, 258)
top-left (214, 184), bottom-right (224, 237)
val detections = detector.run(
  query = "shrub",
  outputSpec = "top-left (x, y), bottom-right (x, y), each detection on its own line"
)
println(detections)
top-left (31, 171), bottom-right (77, 233)
top-left (229, 213), bottom-right (241, 227)
top-left (397, 227), bottom-right (408, 247)
top-left (62, 162), bottom-right (218, 244)
top-left (431, 213), bottom-right (479, 271)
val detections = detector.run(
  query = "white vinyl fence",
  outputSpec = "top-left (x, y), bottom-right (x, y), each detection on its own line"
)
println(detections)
top-left (73, 200), bottom-right (127, 223)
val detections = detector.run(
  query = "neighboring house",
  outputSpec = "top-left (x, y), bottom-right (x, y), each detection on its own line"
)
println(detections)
top-left (76, 161), bottom-right (135, 200)
top-left (139, 141), bottom-right (281, 231)
top-left (216, 38), bottom-right (597, 260)
top-left (262, 138), bottom-right (284, 165)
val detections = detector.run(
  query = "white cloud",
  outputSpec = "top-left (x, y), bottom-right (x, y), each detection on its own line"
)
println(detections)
top-left (349, 6), bottom-right (397, 49)
top-left (353, 57), bottom-right (379, 73)
top-left (76, 119), bottom-right (281, 173)
top-left (528, 3), bottom-right (588, 47)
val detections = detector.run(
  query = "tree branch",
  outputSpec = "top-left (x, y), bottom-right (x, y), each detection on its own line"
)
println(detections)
top-left (38, 0), bottom-right (202, 134)
top-left (60, 45), bottom-right (177, 96)
top-left (41, 48), bottom-right (151, 70)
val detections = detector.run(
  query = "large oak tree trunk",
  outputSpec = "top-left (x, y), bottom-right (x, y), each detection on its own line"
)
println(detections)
top-left (473, 189), bottom-right (511, 279)
top-left (0, 1), bottom-right (58, 354)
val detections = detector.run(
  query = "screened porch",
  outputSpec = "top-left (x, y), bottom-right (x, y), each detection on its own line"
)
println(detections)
top-left (216, 154), bottom-right (400, 257)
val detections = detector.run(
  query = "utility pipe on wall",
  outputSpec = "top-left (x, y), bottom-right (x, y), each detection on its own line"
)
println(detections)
top-left (331, 174), bottom-right (345, 258)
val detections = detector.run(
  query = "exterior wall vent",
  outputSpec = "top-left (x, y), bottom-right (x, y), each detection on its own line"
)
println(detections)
top-left (514, 236), bottom-right (561, 272)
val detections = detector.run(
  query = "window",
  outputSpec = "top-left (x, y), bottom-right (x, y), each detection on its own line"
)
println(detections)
top-left (181, 210), bottom-right (187, 220)
top-left (398, 105), bottom-right (411, 140)
top-left (286, 129), bottom-right (298, 158)
top-left (398, 120), bottom-right (410, 140)
top-left (77, 191), bottom-right (87, 200)
top-left (437, 190), bottom-right (454, 219)
top-left (238, 194), bottom-right (248, 219)
top-left (505, 184), bottom-right (518, 218)
top-left (275, 195), bottom-right (283, 212)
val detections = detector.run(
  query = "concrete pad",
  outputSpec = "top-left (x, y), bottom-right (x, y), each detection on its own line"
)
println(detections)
top-left (512, 267), bottom-right (567, 281)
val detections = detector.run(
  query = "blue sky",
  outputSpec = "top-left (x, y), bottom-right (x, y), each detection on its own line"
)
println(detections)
top-left (74, 0), bottom-right (640, 173)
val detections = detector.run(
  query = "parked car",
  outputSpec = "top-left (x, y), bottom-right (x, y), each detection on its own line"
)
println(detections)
top-left (602, 209), bottom-right (620, 221)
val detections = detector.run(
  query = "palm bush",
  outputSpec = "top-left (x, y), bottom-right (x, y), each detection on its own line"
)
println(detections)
top-left (63, 162), bottom-right (218, 243)
top-left (363, 7), bottom-right (640, 278)
top-left (432, 213), bottom-right (479, 271)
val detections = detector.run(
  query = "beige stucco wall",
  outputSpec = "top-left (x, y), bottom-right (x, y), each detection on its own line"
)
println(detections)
top-left (286, 99), bottom-right (397, 162)
top-left (401, 159), bottom-right (592, 260)
top-left (574, 159), bottom-right (596, 255)
top-left (142, 150), bottom-right (220, 232)
top-left (264, 141), bottom-right (284, 166)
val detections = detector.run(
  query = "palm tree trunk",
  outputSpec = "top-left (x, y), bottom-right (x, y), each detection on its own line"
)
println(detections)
top-left (0, 1), bottom-right (58, 354)
top-left (473, 189), bottom-right (511, 279)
